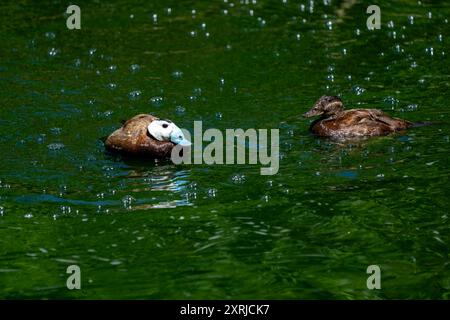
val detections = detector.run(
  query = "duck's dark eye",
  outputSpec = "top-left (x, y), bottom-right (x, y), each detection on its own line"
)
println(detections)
top-left (162, 123), bottom-right (169, 128)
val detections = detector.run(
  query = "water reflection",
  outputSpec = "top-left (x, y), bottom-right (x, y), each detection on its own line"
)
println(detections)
top-left (120, 165), bottom-right (193, 210)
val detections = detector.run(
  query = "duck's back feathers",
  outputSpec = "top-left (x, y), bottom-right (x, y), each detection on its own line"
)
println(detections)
top-left (310, 109), bottom-right (413, 138)
top-left (105, 114), bottom-right (174, 158)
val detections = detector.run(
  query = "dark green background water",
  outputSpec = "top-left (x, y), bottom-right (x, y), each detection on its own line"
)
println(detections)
top-left (0, 0), bottom-right (449, 299)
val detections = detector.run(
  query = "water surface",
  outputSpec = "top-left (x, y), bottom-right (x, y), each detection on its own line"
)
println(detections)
top-left (0, 0), bottom-right (449, 299)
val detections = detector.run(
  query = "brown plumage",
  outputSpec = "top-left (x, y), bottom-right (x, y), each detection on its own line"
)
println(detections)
top-left (105, 114), bottom-right (174, 158)
top-left (303, 96), bottom-right (413, 139)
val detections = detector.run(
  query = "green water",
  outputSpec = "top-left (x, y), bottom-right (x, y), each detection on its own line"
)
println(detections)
top-left (0, 0), bottom-right (449, 299)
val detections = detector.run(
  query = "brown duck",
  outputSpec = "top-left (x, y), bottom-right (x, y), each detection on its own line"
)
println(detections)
top-left (105, 114), bottom-right (191, 158)
top-left (303, 96), bottom-right (414, 139)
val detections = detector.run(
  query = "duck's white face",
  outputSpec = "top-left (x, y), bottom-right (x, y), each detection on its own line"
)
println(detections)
top-left (147, 120), bottom-right (191, 146)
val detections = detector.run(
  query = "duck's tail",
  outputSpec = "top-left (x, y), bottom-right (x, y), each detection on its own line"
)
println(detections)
top-left (411, 121), bottom-right (434, 128)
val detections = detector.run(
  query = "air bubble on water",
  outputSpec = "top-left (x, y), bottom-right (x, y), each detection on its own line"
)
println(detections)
top-left (107, 83), bottom-right (117, 90)
top-left (50, 127), bottom-right (62, 135)
top-left (47, 143), bottom-right (65, 151)
top-left (172, 70), bottom-right (184, 79)
top-left (327, 74), bottom-right (334, 82)
top-left (193, 87), bottom-right (202, 96)
top-left (24, 213), bottom-right (33, 219)
top-left (60, 206), bottom-right (72, 215)
top-left (383, 96), bottom-right (399, 109)
top-left (325, 20), bottom-right (333, 30)
top-left (231, 174), bottom-right (246, 184)
top-left (308, 1), bottom-right (314, 13)
top-left (355, 28), bottom-right (361, 36)
top-left (0, 207), bottom-right (4, 217)
top-left (437, 34), bottom-right (443, 42)
top-left (425, 47), bottom-right (434, 56)
top-left (99, 110), bottom-right (113, 119)
top-left (207, 188), bottom-right (217, 198)
top-left (175, 105), bottom-right (186, 115)
top-left (152, 14), bottom-right (158, 23)
top-left (249, 9), bottom-right (254, 16)
top-left (122, 195), bottom-right (135, 209)
top-left (346, 75), bottom-right (352, 81)
top-left (128, 90), bottom-right (142, 100)
top-left (45, 32), bottom-right (56, 39)
top-left (299, 4), bottom-right (305, 12)
top-left (223, 9), bottom-right (228, 15)
top-left (296, 33), bottom-right (301, 41)
top-left (150, 96), bottom-right (164, 107)
top-left (342, 48), bottom-right (347, 55)
top-left (73, 58), bottom-right (81, 67)
top-left (262, 195), bottom-right (270, 202)
top-left (205, 32), bottom-right (210, 38)
top-left (216, 112), bottom-right (223, 119)
top-left (407, 104), bottom-right (418, 111)
top-left (394, 44), bottom-right (403, 53)
top-left (219, 77), bottom-right (225, 86)
top-left (408, 16), bottom-right (414, 25)
top-left (200, 22), bottom-right (206, 30)
top-left (387, 20), bottom-right (395, 28)
top-left (410, 61), bottom-right (418, 68)
top-left (427, 12), bottom-right (432, 19)
top-left (130, 64), bottom-right (140, 73)
top-left (165, 8), bottom-right (172, 15)
top-left (88, 48), bottom-right (97, 56)
top-left (27, 39), bottom-right (37, 50)
top-left (129, 14), bottom-right (134, 19)
top-left (37, 134), bottom-right (46, 144)
top-left (191, 9), bottom-right (197, 16)
top-left (352, 86), bottom-right (366, 95)
top-left (0, 181), bottom-right (11, 189)
top-left (48, 48), bottom-right (60, 57)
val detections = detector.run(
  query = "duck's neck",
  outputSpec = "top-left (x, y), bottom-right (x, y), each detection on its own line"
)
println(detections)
top-left (323, 103), bottom-right (345, 118)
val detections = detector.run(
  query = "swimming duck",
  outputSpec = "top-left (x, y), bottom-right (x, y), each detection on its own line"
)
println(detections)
top-left (105, 114), bottom-right (191, 158)
top-left (303, 96), bottom-right (413, 139)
